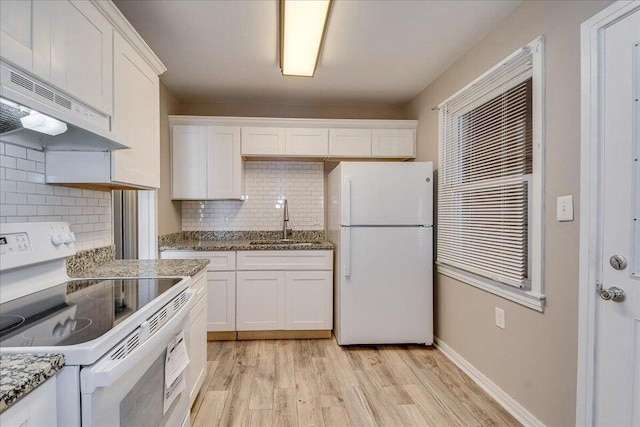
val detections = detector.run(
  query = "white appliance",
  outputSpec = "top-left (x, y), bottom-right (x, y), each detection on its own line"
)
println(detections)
top-left (0, 222), bottom-right (194, 427)
top-left (327, 162), bottom-right (433, 345)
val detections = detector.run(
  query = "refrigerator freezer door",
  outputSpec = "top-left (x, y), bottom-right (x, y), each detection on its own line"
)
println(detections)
top-left (335, 226), bottom-right (433, 345)
top-left (341, 162), bottom-right (432, 227)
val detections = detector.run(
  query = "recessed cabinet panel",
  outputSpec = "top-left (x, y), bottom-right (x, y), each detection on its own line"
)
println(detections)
top-left (0, 0), bottom-right (50, 79)
top-left (171, 126), bottom-right (207, 199)
top-left (285, 271), bottom-right (332, 330)
top-left (207, 126), bottom-right (243, 199)
top-left (49, 0), bottom-right (113, 113)
top-left (111, 32), bottom-right (159, 188)
top-left (372, 129), bottom-right (415, 158)
top-left (329, 128), bottom-right (372, 157)
top-left (241, 127), bottom-right (286, 155)
top-left (236, 271), bottom-right (285, 331)
top-left (285, 128), bottom-right (328, 156)
top-left (207, 271), bottom-right (236, 331)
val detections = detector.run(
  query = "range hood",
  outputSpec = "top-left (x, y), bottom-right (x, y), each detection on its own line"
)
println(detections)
top-left (0, 61), bottom-right (128, 151)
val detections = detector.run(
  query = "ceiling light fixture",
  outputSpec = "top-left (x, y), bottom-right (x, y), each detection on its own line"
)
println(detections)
top-left (279, 0), bottom-right (333, 77)
top-left (20, 111), bottom-right (68, 136)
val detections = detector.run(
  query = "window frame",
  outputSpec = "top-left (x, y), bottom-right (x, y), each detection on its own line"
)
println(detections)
top-left (436, 36), bottom-right (546, 312)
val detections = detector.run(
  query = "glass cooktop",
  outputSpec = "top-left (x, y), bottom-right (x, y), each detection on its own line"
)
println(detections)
top-left (0, 278), bottom-right (182, 347)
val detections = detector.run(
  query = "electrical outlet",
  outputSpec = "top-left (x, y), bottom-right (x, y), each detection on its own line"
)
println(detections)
top-left (495, 307), bottom-right (506, 330)
top-left (556, 195), bottom-right (574, 222)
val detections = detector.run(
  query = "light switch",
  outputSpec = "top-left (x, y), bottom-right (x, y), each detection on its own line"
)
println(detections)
top-left (557, 195), bottom-right (574, 222)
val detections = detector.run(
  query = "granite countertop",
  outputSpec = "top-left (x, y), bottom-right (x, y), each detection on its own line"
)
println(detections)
top-left (159, 239), bottom-right (334, 252)
top-left (70, 259), bottom-right (210, 279)
top-left (0, 353), bottom-right (65, 413)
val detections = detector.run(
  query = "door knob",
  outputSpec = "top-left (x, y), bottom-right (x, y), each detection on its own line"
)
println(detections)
top-left (600, 286), bottom-right (626, 302)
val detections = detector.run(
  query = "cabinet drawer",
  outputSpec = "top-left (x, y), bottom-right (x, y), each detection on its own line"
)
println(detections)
top-left (241, 127), bottom-right (285, 155)
top-left (237, 250), bottom-right (332, 271)
top-left (160, 251), bottom-right (236, 271)
top-left (285, 128), bottom-right (328, 156)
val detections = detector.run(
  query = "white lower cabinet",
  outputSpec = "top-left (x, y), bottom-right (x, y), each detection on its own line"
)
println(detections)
top-left (186, 270), bottom-right (207, 407)
top-left (284, 271), bottom-right (333, 330)
top-left (0, 375), bottom-right (57, 427)
top-left (207, 271), bottom-right (236, 331)
top-left (236, 271), bottom-right (285, 331)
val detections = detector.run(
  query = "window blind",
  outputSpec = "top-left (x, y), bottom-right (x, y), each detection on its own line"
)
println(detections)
top-left (438, 47), bottom-right (534, 289)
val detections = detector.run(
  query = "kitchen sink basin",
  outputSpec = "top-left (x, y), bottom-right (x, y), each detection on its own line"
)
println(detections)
top-left (248, 240), bottom-right (322, 246)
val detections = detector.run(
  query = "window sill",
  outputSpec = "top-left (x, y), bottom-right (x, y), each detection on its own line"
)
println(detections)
top-left (437, 265), bottom-right (546, 312)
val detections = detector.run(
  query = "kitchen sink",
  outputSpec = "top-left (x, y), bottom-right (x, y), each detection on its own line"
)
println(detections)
top-left (248, 240), bottom-right (322, 246)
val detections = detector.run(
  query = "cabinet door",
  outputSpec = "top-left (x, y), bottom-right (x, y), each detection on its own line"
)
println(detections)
top-left (0, 0), bottom-right (50, 79)
top-left (49, 0), bottom-right (113, 113)
top-left (236, 271), bottom-right (285, 331)
top-left (372, 129), bottom-right (415, 158)
top-left (207, 271), bottom-right (236, 331)
top-left (207, 126), bottom-right (243, 199)
top-left (285, 128), bottom-right (328, 156)
top-left (172, 125), bottom-right (207, 199)
top-left (285, 271), bottom-right (332, 330)
top-left (241, 127), bottom-right (285, 155)
top-left (111, 32), bottom-right (160, 188)
top-left (188, 293), bottom-right (207, 407)
top-left (328, 128), bottom-right (372, 157)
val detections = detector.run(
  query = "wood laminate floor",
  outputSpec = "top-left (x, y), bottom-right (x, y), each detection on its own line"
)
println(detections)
top-left (191, 337), bottom-right (520, 427)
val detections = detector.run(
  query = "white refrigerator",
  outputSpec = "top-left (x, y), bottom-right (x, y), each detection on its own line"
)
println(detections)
top-left (328, 162), bottom-right (433, 345)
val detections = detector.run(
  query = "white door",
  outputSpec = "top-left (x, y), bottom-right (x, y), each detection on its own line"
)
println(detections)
top-left (285, 127), bottom-right (328, 156)
top-left (111, 31), bottom-right (159, 189)
top-left (207, 271), bottom-right (236, 331)
top-left (371, 129), bottom-right (415, 158)
top-left (336, 226), bottom-right (432, 345)
top-left (341, 162), bottom-right (433, 226)
top-left (187, 292), bottom-right (206, 407)
top-left (206, 126), bottom-right (243, 199)
top-left (328, 128), bottom-right (371, 157)
top-left (284, 271), bottom-right (332, 330)
top-left (594, 9), bottom-right (640, 426)
top-left (171, 125), bottom-right (207, 199)
top-left (236, 271), bottom-right (285, 331)
top-left (0, 0), bottom-right (50, 80)
top-left (241, 127), bottom-right (285, 155)
top-left (49, 0), bottom-right (113, 113)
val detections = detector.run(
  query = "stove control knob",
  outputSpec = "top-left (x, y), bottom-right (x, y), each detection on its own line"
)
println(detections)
top-left (53, 322), bottom-right (65, 337)
top-left (63, 233), bottom-right (74, 244)
top-left (69, 232), bottom-right (76, 243)
top-left (51, 234), bottom-right (64, 246)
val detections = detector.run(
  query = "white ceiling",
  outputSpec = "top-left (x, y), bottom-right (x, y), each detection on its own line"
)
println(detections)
top-left (114, 0), bottom-right (521, 106)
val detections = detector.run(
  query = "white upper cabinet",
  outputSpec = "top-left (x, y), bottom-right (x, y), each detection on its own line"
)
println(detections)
top-left (372, 129), bottom-right (416, 158)
top-left (329, 128), bottom-right (372, 157)
top-left (207, 126), bottom-right (243, 199)
top-left (0, 0), bottom-right (50, 80)
top-left (172, 125), bottom-right (207, 199)
top-left (111, 31), bottom-right (159, 188)
top-left (171, 125), bottom-right (244, 200)
top-left (285, 127), bottom-right (328, 156)
top-left (241, 127), bottom-right (285, 155)
top-left (171, 117), bottom-right (417, 163)
top-left (49, 1), bottom-right (113, 114)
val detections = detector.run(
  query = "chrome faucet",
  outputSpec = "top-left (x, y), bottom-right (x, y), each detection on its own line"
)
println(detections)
top-left (283, 199), bottom-right (291, 240)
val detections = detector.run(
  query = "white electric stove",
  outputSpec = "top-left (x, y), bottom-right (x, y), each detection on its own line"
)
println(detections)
top-left (0, 222), bottom-right (195, 427)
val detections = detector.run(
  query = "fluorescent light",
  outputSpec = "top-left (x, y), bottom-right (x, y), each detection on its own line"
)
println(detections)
top-left (20, 111), bottom-right (67, 136)
top-left (280, 0), bottom-right (332, 77)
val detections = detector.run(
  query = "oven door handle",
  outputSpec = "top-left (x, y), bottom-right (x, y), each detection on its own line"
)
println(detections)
top-left (80, 290), bottom-right (196, 394)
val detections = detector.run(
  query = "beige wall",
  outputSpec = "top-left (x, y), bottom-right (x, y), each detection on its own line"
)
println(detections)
top-left (180, 101), bottom-right (404, 119)
top-left (158, 82), bottom-right (182, 235)
top-left (403, 1), bottom-right (612, 425)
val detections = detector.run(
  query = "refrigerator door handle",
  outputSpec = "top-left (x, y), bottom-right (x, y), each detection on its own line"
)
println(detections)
top-left (344, 227), bottom-right (351, 278)
top-left (342, 176), bottom-right (351, 226)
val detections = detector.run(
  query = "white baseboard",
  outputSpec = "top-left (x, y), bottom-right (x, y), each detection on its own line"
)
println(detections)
top-left (434, 337), bottom-right (545, 427)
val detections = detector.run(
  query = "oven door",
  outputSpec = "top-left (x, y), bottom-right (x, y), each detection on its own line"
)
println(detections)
top-left (80, 291), bottom-right (195, 427)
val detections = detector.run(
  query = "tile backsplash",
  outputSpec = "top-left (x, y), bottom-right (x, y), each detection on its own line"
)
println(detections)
top-left (182, 161), bottom-right (324, 231)
top-left (0, 141), bottom-right (112, 250)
